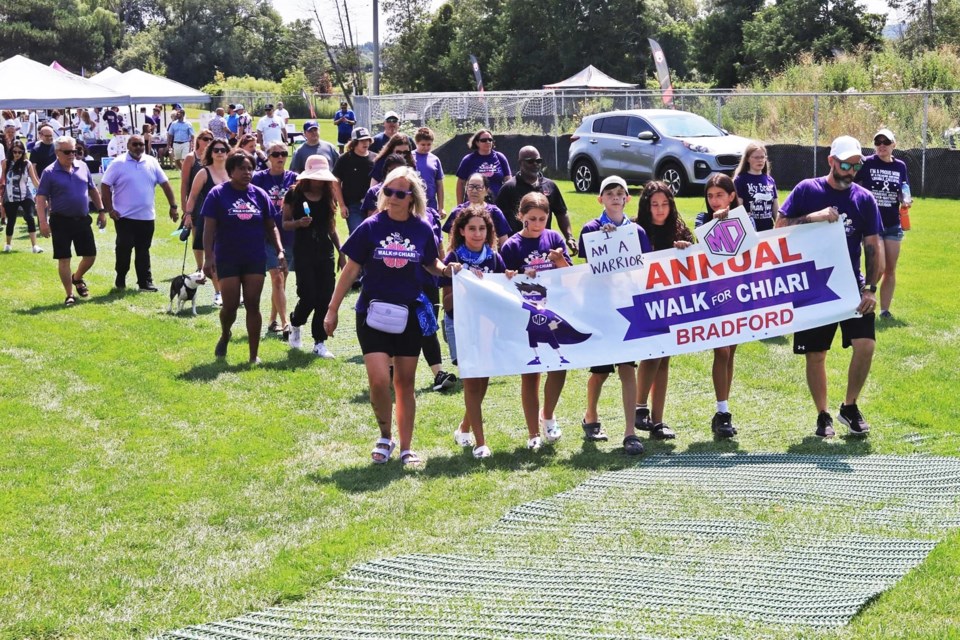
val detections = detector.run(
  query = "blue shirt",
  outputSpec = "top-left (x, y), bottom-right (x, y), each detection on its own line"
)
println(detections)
top-left (36, 160), bottom-right (95, 217)
top-left (226, 113), bottom-right (239, 135)
top-left (167, 121), bottom-right (195, 143)
top-left (333, 109), bottom-right (356, 138)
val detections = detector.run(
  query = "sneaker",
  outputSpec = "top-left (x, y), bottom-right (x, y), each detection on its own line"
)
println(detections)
top-left (213, 291), bottom-right (222, 306)
top-left (214, 332), bottom-right (230, 359)
top-left (31, 245), bottom-right (44, 253)
top-left (312, 342), bottom-right (335, 359)
top-left (433, 370), bottom-right (457, 391)
top-left (2, 245), bottom-right (10, 253)
top-left (635, 407), bottom-right (653, 431)
top-left (581, 420), bottom-right (608, 442)
top-left (838, 403), bottom-right (870, 436)
top-left (288, 325), bottom-right (302, 349)
top-left (711, 412), bottom-right (736, 439)
top-left (879, 310), bottom-right (893, 320)
top-left (815, 411), bottom-right (835, 438)
top-left (540, 415), bottom-right (562, 443)
top-left (650, 422), bottom-right (677, 440)
top-left (138, 282), bottom-right (159, 292)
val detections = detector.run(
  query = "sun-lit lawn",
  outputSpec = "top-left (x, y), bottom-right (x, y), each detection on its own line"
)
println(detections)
top-left (1, 170), bottom-right (958, 639)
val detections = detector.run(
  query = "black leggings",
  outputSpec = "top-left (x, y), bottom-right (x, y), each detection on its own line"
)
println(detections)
top-left (4, 200), bottom-right (37, 236)
top-left (291, 257), bottom-right (336, 343)
top-left (421, 282), bottom-right (442, 368)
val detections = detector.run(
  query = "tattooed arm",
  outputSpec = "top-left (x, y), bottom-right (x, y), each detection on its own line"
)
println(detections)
top-left (863, 235), bottom-right (884, 288)
top-left (775, 207), bottom-right (839, 227)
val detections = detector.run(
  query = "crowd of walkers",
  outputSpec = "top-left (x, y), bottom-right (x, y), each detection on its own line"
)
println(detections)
top-left (2, 104), bottom-right (911, 465)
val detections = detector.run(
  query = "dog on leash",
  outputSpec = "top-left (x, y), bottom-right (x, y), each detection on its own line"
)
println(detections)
top-left (168, 271), bottom-right (207, 315)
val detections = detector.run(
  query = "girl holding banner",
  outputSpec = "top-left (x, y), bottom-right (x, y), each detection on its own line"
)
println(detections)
top-left (633, 182), bottom-right (694, 441)
top-left (500, 192), bottom-right (573, 451)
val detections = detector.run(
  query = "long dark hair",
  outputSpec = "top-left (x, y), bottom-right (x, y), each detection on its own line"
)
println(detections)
top-left (635, 180), bottom-right (692, 243)
top-left (203, 138), bottom-right (230, 166)
top-left (703, 173), bottom-right (740, 217)
top-left (448, 204), bottom-right (497, 253)
top-left (6, 140), bottom-right (28, 174)
top-left (375, 132), bottom-right (414, 167)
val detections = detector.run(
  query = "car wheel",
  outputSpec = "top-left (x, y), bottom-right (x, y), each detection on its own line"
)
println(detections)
top-left (572, 158), bottom-right (598, 193)
top-left (657, 161), bottom-right (688, 196)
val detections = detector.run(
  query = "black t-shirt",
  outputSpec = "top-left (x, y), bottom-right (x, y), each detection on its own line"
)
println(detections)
top-left (283, 189), bottom-right (335, 262)
top-left (333, 151), bottom-right (375, 204)
top-left (496, 173), bottom-right (568, 234)
top-left (30, 143), bottom-right (56, 173)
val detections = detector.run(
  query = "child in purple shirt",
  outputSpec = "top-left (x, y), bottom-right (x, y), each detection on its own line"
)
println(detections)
top-left (733, 142), bottom-right (779, 232)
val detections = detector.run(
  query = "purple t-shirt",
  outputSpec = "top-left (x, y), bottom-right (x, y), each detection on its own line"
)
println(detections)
top-left (415, 151), bottom-right (444, 209)
top-left (252, 169), bottom-right (297, 244)
top-left (455, 151), bottom-right (512, 198)
top-left (442, 202), bottom-right (512, 239)
top-left (36, 160), bottom-right (95, 217)
top-left (439, 248), bottom-right (506, 318)
top-left (361, 185), bottom-right (382, 216)
top-left (341, 211), bottom-right (440, 311)
top-left (201, 182), bottom-right (276, 264)
top-left (578, 215), bottom-right (652, 259)
top-left (500, 230), bottom-right (571, 272)
top-left (855, 155), bottom-right (909, 229)
top-left (734, 173), bottom-right (778, 231)
top-left (780, 177), bottom-right (881, 283)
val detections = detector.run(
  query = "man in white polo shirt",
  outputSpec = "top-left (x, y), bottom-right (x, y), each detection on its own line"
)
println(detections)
top-left (256, 103), bottom-right (287, 149)
top-left (100, 135), bottom-right (179, 291)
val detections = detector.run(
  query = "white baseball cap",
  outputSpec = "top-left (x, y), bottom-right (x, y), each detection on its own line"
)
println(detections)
top-left (874, 128), bottom-right (896, 143)
top-left (600, 176), bottom-right (628, 193)
top-left (829, 135), bottom-right (863, 161)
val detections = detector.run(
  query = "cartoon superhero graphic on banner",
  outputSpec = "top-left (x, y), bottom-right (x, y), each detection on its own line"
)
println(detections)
top-left (516, 281), bottom-right (591, 365)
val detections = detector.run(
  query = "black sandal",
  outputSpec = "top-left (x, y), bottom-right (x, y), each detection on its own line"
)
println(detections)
top-left (71, 277), bottom-right (89, 297)
top-left (650, 422), bottom-right (677, 440)
top-left (622, 434), bottom-right (645, 456)
top-left (581, 420), bottom-right (609, 442)
top-left (64, 295), bottom-right (76, 306)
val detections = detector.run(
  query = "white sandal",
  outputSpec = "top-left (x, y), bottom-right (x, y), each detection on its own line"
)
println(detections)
top-left (473, 445), bottom-right (492, 459)
top-left (453, 429), bottom-right (473, 447)
top-left (527, 436), bottom-right (543, 451)
top-left (400, 449), bottom-right (423, 466)
top-left (371, 437), bottom-right (396, 464)
top-left (540, 414), bottom-right (562, 443)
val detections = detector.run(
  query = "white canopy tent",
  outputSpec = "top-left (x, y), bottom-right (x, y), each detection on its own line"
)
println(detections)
top-left (0, 55), bottom-right (131, 109)
top-left (88, 66), bottom-right (122, 83)
top-left (93, 69), bottom-right (210, 105)
top-left (543, 65), bottom-right (638, 90)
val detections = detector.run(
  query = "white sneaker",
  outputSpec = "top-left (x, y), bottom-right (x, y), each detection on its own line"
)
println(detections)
top-left (540, 415), bottom-right (562, 443)
top-left (213, 291), bottom-right (222, 306)
top-left (31, 245), bottom-right (43, 253)
top-left (288, 325), bottom-right (302, 349)
top-left (312, 341), bottom-right (334, 359)
top-left (2, 245), bottom-right (10, 253)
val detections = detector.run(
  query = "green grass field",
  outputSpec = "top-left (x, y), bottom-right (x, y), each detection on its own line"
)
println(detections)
top-left (1, 174), bottom-right (958, 639)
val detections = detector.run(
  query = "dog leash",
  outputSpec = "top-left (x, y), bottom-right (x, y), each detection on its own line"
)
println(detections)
top-left (180, 226), bottom-right (190, 276)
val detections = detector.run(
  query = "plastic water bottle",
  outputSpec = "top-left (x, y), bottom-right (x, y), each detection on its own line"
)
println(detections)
top-left (899, 183), bottom-right (912, 231)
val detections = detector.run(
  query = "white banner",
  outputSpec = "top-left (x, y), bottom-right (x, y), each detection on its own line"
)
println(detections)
top-left (453, 222), bottom-right (861, 379)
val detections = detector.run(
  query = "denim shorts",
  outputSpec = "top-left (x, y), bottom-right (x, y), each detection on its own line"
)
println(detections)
top-left (880, 224), bottom-right (904, 241)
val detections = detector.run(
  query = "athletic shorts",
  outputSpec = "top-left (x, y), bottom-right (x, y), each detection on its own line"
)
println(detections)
top-left (880, 224), bottom-right (904, 241)
top-left (793, 313), bottom-right (875, 353)
top-left (356, 305), bottom-right (422, 358)
top-left (216, 259), bottom-right (266, 279)
top-left (50, 215), bottom-right (96, 259)
top-left (172, 142), bottom-right (191, 161)
top-left (589, 362), bottom-right (638, 375)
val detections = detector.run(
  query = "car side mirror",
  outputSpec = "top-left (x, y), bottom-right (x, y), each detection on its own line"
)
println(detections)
top-left (637, 131), bottom-right (658, 141)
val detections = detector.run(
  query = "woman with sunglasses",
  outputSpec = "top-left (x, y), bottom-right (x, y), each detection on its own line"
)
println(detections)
top-left (368, 133), bottom-right (415, 186)
top-left (237, 134), bottom-right (268, 172)
top-left (181, 128), bottom-right (214, 211)
top-left (185, 138), bottom-right (231, 305)
top-left (454, 129), bottom-right (511, 205)
top-left (201, 150), bottom-right (286, 364)
top-left (324, 166), bottom-right (462, 467)
top-left (252, 141), bottom-right (297, 335)
top-left (2, 140), bottom-right (43, 253)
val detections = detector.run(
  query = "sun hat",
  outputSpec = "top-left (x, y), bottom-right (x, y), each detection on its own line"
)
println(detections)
top-left (297, 155), bottom-right (336, 182)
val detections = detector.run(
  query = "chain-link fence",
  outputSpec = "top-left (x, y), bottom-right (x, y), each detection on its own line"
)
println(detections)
top-left (188, 93), bottom-right (344, 120)
top-left (353, 89), bottom-right (960, 197)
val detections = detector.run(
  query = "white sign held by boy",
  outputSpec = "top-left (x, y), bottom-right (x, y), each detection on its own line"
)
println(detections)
top-left (582, 223), bottom-right (646, 275)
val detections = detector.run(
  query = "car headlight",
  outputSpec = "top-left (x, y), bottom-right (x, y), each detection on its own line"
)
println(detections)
top-left (682, 141), bottom-right (710, 153)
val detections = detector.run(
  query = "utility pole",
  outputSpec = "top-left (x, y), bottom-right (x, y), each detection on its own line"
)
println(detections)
top-left (373, 0), bottom-right (380, 95)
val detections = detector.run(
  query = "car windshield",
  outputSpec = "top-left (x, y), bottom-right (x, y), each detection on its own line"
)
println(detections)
top-left (647, 113), bottom-right (724, 138)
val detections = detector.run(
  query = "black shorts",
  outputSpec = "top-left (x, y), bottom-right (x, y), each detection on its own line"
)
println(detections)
top-left (50, 215), bottom-right (96, 259)
top-left (216, 259), bottom-right (266, 279)
top-left (793, 314), bottom-right (875, 353)
top-left (191, 214), bottom-right (205, 251)
top-left (589, 362), bottom-right (638, 374)
top-left (356, 306), bottom-right (422, 357)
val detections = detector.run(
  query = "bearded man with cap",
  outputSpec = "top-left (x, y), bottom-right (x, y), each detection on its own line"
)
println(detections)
top-left (369, 111), bottom-right (414, 154)
top-left (776, 135), bottom-right (884, 439)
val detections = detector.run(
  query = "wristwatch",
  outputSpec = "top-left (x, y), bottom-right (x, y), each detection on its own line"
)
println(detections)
top-left (864, 284), bottom-right (877, 293)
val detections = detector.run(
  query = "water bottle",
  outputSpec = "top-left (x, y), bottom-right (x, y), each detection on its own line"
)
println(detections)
top-left (899, 183), bottom-right (912, 231)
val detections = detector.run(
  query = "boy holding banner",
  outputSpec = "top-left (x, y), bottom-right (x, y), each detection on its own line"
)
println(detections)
top-left (578, 177), bottom-right (652, 454)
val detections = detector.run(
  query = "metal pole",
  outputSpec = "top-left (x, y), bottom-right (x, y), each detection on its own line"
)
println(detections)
top-left (372, 0), bottom-right (380, 96)
top-left (553, 93), bottom-right (559, 173)
top-left (716, 95), bottom-right (722, 129)
top-left (921, 92), bottom-right (928, 196)
top-left (813, 95), bottom-right (819, 176)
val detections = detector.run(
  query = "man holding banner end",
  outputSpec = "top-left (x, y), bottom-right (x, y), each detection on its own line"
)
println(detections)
top-left (777, 135), bottom-right (883, 439)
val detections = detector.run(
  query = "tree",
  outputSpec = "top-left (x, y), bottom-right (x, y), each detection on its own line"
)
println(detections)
top-left (380, 0), bottom-right (432, 91)
top-left (693, 0), bottom-right (764, 87)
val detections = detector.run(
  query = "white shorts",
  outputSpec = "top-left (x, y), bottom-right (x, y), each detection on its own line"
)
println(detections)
top-left (172, 142), bottom-right (191, 161)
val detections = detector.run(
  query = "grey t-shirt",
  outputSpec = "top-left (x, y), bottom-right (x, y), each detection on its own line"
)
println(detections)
top-left (290, 140), bottom-right (339, 174)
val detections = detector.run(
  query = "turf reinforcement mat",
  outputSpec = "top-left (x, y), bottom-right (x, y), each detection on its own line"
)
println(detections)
top-left (158, 453), bottom-right (960, 639)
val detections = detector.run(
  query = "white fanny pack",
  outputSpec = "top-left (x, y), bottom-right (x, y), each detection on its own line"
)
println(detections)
top-left (366, 300), bottom-right (409, 334)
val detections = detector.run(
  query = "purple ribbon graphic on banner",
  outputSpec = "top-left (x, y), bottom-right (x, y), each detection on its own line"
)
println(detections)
top-left (618, 261), bottom-right (837, 340)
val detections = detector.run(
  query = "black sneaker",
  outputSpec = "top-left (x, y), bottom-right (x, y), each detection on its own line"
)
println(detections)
top-left (650, 422), bottom-right (676, 440)
top-left (138, 282), bottom-right (159, 292)
top-left (711, 412), bottom-right (736, 439)
top-left (838, 403), bottom-right (870, 436)
top-left (433, 370), bottom-right (457, 391)
top-left (815, 411), bottom-right (835, 438)
top-left (635, 407), bottom-right (653, 431)
top-left (581, 420), bottom-right (609, 442)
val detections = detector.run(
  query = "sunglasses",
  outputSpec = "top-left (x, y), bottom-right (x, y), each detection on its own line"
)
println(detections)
top-left (838, 161), bottom-right (863, 171)
top-left (466, 184), bottom-right (485, 191)
top-left (382, 186), bottom-right (412, 200)
top-left (198, 136), bottom-right (213, 142)
top-left (477, 138), bottom-right (494, 143)
top-left (12, 149), bottom-right (23, 154)
top-left (385, 118), bottom-right (399, 123)
top-left (522, 158), bottom-right (543, 164)
top-left (874, 139), bottom-right (892, 146)
top-left (57, 149), bottom-right (78, 155)
top-left (129, 142), bottom-right (145, 148)
top-left (211, 147), bottom-right (229, 154)
top-left (269, 151), bottom-right (288, 158)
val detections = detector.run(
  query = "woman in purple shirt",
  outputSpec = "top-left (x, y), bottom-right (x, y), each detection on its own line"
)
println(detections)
top-left (324, 166), bottom-right (461, 467)
top-left (454, 129), bottom-right (511, 204)
top-left (201, 151), bottom-right (286, 364)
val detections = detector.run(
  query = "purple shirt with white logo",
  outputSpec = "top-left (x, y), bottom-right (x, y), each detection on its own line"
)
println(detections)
top-left (734, 173), bottom-right (778, 231)
top-left (341, 211), bottom-right (440, 311)
top-left (201, 182), bottom-right (276, 264)
top-left (500, 230), bottom-right (571, 272)
top-left (455, 151), bottom-right (512, 198)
